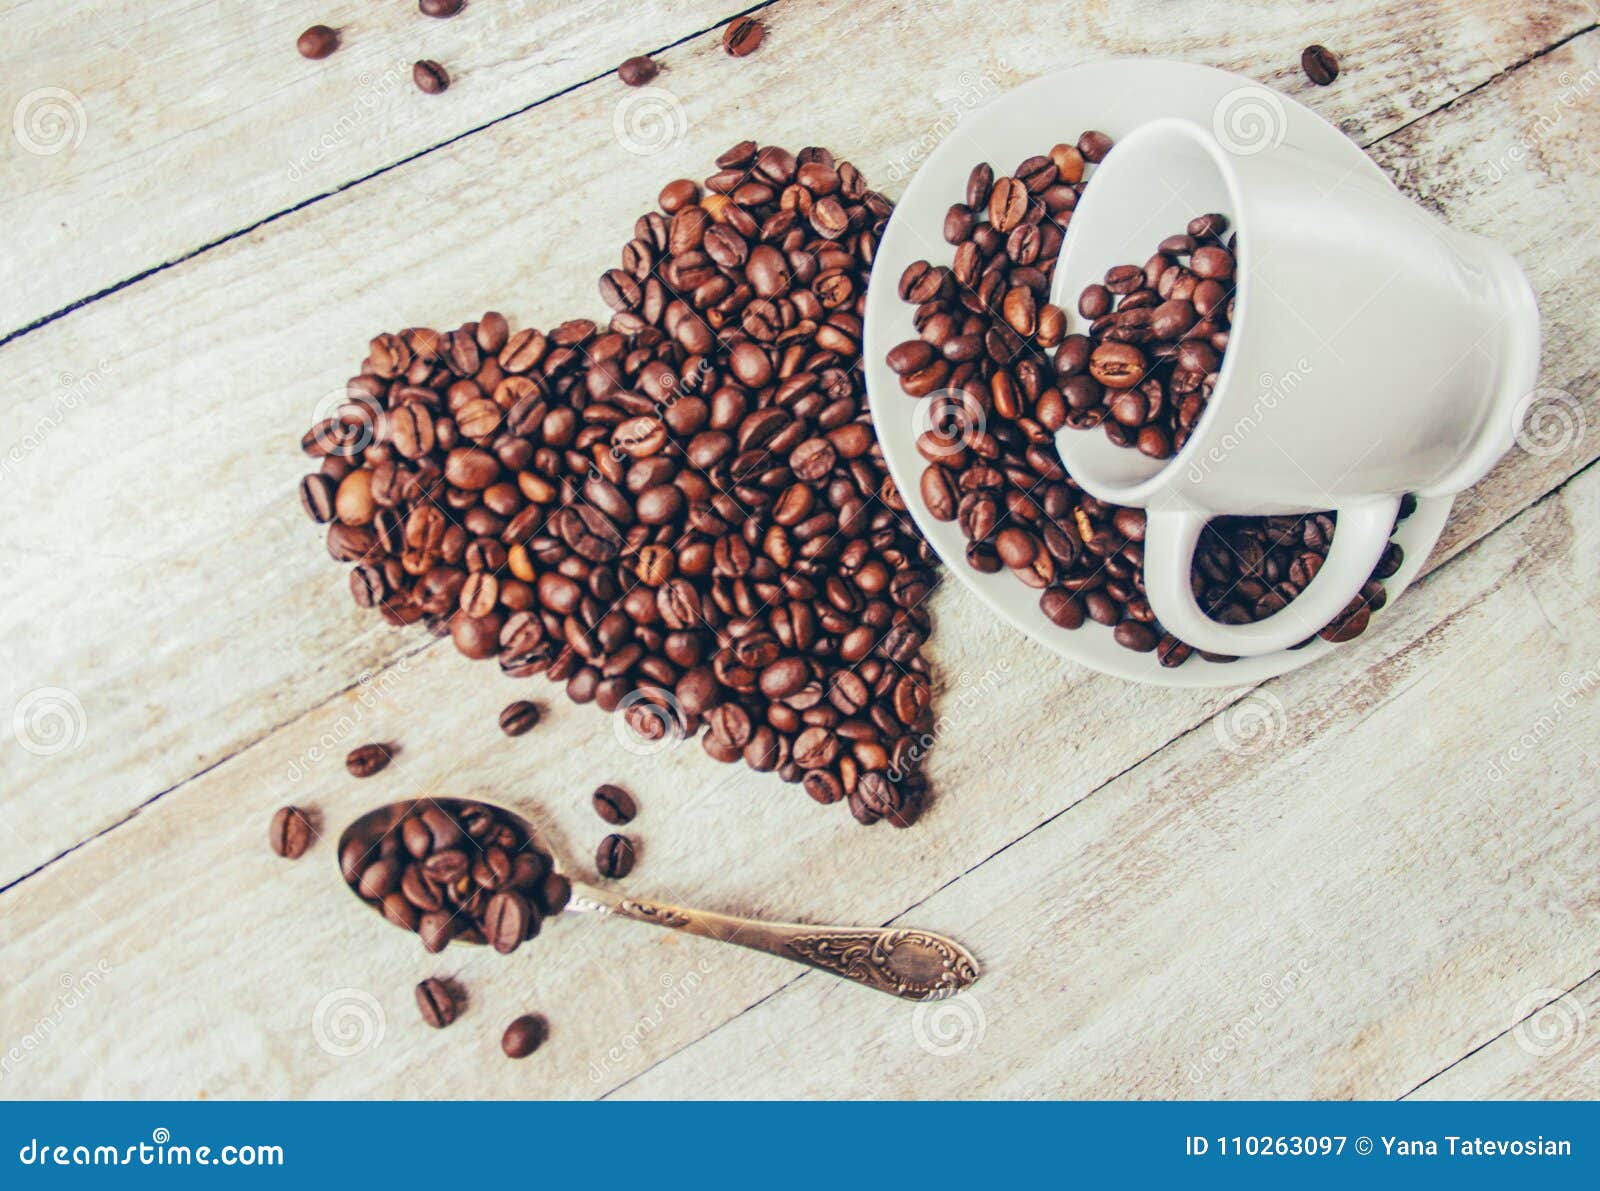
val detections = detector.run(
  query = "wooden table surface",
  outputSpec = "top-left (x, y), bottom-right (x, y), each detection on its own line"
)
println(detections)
top-left (3, 0), bottom-right (1597, 1100)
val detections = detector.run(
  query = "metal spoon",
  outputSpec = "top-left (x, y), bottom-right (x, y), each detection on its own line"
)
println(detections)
top-left (338, 797), bottom-right (980, 1002)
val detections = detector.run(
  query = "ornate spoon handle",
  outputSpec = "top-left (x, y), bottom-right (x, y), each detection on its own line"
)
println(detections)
top-left (567, 881), bottom-right (979, 1002)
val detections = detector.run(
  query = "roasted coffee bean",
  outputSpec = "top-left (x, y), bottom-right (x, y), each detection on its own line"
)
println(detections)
top-left (345, 742), bottom-right (392, 778)
top-left (297, 25), bottom-right (338, 60)
top-left (420, 0), bottom-right (464, 15)
top-left (300, 473), bottom-right (336, 522)
top-left (1301, 44), bottom-right (1340, 86)
top-left (502, 1014), bottom-right (545, 1058)
top-left (618, 55), bottom-right (659, 86)
top-left (596, 833), bottom-right (635, 879)
top-left (485, 890), bottom-right (534, 954)
top-left (415, 978), bottom-right (457, 1028)
top-left (269, 806), bottom-right (313, 859)
top-left (499, 700), bottom-right (541, 736)
top-left (413, 60), bottom-right (449, 94)
top-left (723, 16), bottom-right (764, 56)
top-left (592, 783), bottom-right (637, 825)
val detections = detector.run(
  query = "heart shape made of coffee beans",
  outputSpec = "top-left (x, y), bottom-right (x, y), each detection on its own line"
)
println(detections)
top-left (298, 143), bottom-right (936, 828)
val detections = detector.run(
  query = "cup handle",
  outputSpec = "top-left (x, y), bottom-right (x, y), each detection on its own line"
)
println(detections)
top-left (1142, 497), bottom-right (1401, 658)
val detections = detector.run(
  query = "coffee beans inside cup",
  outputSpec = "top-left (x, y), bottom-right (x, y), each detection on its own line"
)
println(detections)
top-left (1069, 213), bottom-right (1236, 459)
top-left (889, 134), bottom-right (1408, 661)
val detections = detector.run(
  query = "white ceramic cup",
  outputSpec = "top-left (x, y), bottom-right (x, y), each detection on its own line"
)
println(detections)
top-left (1050, 117), bottom-right (1541, 657)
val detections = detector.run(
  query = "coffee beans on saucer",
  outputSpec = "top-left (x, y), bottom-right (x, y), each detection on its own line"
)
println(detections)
top-left (889, 134), bottom-right (1407, 661)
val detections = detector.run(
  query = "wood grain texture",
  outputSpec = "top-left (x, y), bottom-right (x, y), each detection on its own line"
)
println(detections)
top-left (613, 463), bottom-right (1600, 1099)
top-left (3, 0), bottom-right (1591, 898)
top-left (0, 0), bottom-right (749, 337)
top-left (1, 1), bottom-right (1596, 1099)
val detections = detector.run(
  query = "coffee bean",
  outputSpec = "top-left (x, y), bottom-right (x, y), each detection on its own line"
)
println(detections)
top-left (484, 890), bottom-right (534, 954)
top-left (269, 806), bottom-right (313, 859)
top-left (345, 743), bottom-right (392, 778)
top-left (592, 783), bottom-right (637, 825)
top-left (502, 1014), bottom-right (546, 1058)
top-left (415, 978), bottom-right (457, 1028)
top-left (618, 55), bottom-right (659, 86)
top-left (596, 833), bottom-right (635, 879)
top-left (723, 16), bottom-right (764, 56)
top-left (300, 473), bottom-right (336, 522)
top-left (1301, 44), bottom-right (1340, 86)
top-left (413, 60), bottom-right (449, 94)
top-left (297, 26), bottom-right (338, 60)
top-left (499, 700), bottom-right (541, 736)
top-left (420, 0), bottom-right (464, 15)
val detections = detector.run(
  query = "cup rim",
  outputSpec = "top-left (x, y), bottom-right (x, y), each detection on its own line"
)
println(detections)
top-left (1054, 115), bottom-right (1251, 509)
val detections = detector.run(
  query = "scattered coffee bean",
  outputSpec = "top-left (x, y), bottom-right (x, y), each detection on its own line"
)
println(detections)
top-left (723, 17), bottom-right (765, 57)
top-left (1301, 44), bottom-right (1340, 86)
top-left (345, 743), bottom-right (393, 778)
top-left (413, 60), bottom-right (449, 94)
top-left (596, 833), bottom-right (635, 879)
top-left (498, 700), bottom-right (541, 736)
top-left (269, 806), bottom-right (314, 859)
top-left (591, 783), bottom-right (637, 825)
top-left (502, 1014), bottom-right (545, 1058)
top-left (297, 25), bottom-right (338, 60)
top-left (415, 977), bottom-right (457, 1028)
top-left (618, 55), bottom-right (659, 87)
top-left (420, 0), bottom-right (465, 16)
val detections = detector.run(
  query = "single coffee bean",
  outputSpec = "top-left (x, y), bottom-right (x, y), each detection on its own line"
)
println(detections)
top-left (269, 806), bottom-right (313, 859)
top-left (484, 890), bottom-right (534, 954)
top-left (345, 742), bottom-right (392, 778)
top-left (420, 0), bottom-right (464, 15)
top-left (415, 978), bottom-right (457, 1028)
top-left (723, 16), bottom-right (765, 56)
top-left (498, 700), bottom-right (541, 736)
top-left (596, 833), bottom-right (635, 879)
top-left (413, 60), bottom-right (450, 94)
top-left (1301, 44), bottom-right (1339, 86)
top-left (592, 784), bottom-right (637, 825)
top-left (618, 55), bottom-right (659, 86)
top-left (502, 1014), bottom-right (545, 1058)
top-left (297, 25), bottom-right (338, 60)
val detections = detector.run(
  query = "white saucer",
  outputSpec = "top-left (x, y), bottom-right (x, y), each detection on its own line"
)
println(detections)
top-left (863, 58), bottom-right (1451, 688)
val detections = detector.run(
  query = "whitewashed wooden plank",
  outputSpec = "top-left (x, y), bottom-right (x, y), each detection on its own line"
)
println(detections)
top-left (5, 12), bottom-right (1596, 895)
top-left (1, 0), bottom-right (1585, 338)
top-left (1406, 974), bottom-right (1600, 1099)
top-left (613, 463), bottom-right (1600, 1099)
top-left (0, 0), bottom-right (750, 337)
